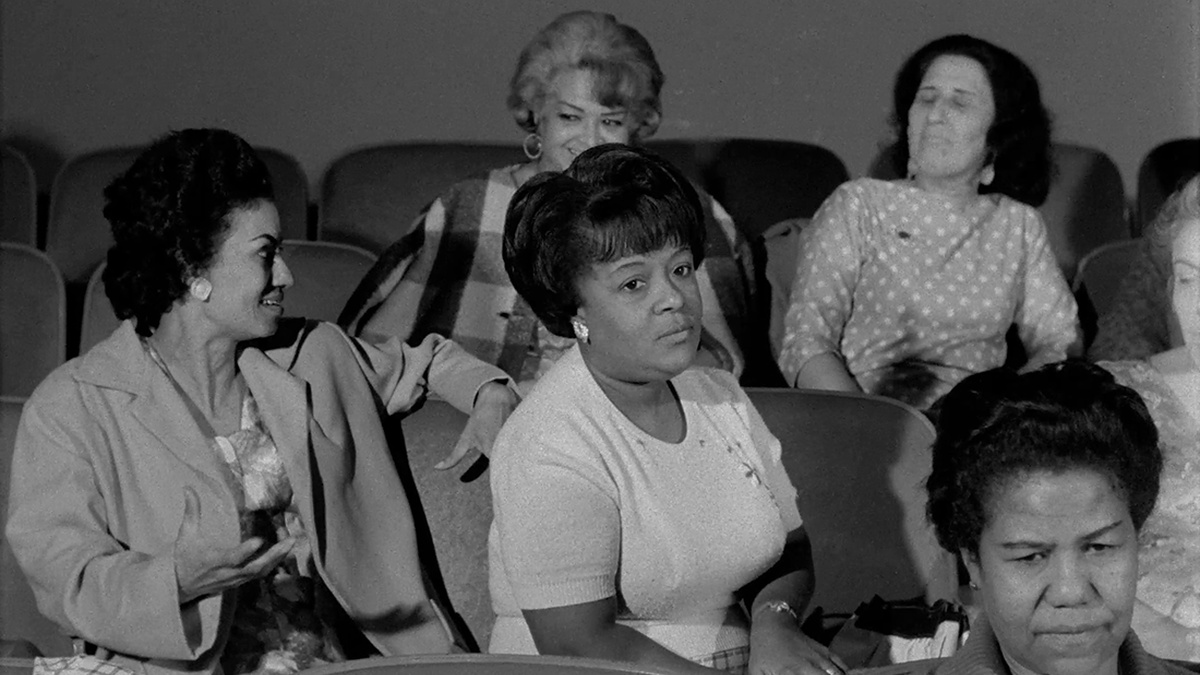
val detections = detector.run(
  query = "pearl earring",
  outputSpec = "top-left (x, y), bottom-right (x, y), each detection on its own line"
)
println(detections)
top-left (572, 320), bottom-right (589, 343)
top-left (190, 278), bottom-right (212, 302)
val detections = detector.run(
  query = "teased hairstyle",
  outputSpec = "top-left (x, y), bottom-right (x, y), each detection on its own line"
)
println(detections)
top-left (503, 144), bottom-right (705, 337)
top-left (102, 128), bottom-right (274, 336)
top-left (1146, 173), bottom-right (1200, 278)
top-left (890, 34), bottom-right (1054, 207)
top-left (508, 11), bottom-right (664, 142)
top-left (926, 361), bottom-right (1161, 556)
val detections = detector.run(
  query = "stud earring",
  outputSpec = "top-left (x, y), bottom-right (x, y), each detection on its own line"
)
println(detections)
top-left (571, 320), bottom-right (589, 343)
top-left (968, 581), bottom-right (980, 591)
top-left (980, 164), bottom-right (996, 186)
top-left (523, 133), bottom-right (543, 161)
top-left (190, 278), bottom-right (212, 302)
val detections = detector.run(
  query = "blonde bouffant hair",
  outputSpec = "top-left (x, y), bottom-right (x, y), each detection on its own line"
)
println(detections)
top-left (507, 11), bottom-right (664, 142)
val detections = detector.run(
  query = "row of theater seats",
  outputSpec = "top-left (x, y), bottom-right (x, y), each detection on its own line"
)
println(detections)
top-left (2, 138), bottom-right (1198, 396)
top-left (0, 362), bottom-right (950, 659)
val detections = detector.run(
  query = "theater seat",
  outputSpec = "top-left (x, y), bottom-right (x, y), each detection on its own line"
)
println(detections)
top-left (303, 653), bottom-right (683, 675)
top-left (1, 396), bottom-right (74, 656)
top-left (278, 240), bottom-right (377, 323)
top-left (386, 400), bottom-right (490, 652)
top-left (1137, 138), bottom-right (1200, 236)
top-left (0, 244), bottom-right (66, 396)
top-left (1, 146), bottom-right (37, 246)
top-left (868, 142), bottom-right (1129, 283)
top-left (319, 143), bottom-right (524, 254)
top-left (746, 387), bottom-right (956, 615)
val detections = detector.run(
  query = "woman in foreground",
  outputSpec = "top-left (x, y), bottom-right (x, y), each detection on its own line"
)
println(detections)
top-left (5, 129), bottom-right (517, 675)
top-left (488, 144), bottom-right (839, 674)
top-left (925, 361), bottom-right (1190, 674)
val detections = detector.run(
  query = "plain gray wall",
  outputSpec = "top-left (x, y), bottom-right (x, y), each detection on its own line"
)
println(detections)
top-left (3, 0), bottom-right (1198, 198)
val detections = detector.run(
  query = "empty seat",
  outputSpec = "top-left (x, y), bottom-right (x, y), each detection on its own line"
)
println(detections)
top-left (387, 400), bottom-right (490, 651)
top-left (279, 240), bottom-right (376, 323)
top-left (0, 244), bottom-right (66, 396)
top-left (1073, 238), bottom-right (1144, 320)
top-left (705, 139), bottom-right (849, 242)
top-left (45, 145), bottom-right (310, 290)
top-left (1, 396), bottom-right (74, 656)
top-left (77, 262), bottom-right (119, 355)
top-left (746, 387), bottom-right (956, 614)
top-left (1137, 138), bottom-right (1200, 236)
top-left (319, 143), bottom-right (524, 253)
top-left (1, 146), bottom-right (37, 246)
top-left (869, 142), bottom-right (1129, 282)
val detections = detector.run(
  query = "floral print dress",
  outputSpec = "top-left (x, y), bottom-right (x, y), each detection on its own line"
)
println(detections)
top-left (214, 395), bottom-right (348, 675)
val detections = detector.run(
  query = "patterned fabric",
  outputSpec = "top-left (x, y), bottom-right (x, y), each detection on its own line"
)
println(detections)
top-left (1090, 239), bottom-right (1174, 360)
top-left (779, 178), bottom-right (1080, 410)
top-left (338, 166), bottom-right (757, 386)
top-left (214, 395), bottom-right (346, 675)
top-left (488, 346), bottom-right (802, 659)
top-left (33, 656), bottom-right (137, 675)
top-left (694, 645), bottom-right (750, 673)
top-left (1102, 359), bottom-right (1200, 661)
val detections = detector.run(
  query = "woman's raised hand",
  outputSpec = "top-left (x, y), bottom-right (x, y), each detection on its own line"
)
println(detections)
top-left (436, 381), bottom-right (520, 472)
top-left (173, 487), bottom-right (294, 604)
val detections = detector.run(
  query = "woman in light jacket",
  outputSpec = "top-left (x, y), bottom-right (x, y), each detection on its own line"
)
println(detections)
top-left (5, 128), bottom-right (517, 675)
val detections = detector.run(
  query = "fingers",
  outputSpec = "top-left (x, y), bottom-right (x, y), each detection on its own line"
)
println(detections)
top-left (243, 537), bottom-right (295, 577)
top-left (177, 486), bottom-right (202, 539)
top-left (434, 438), bottom-right (475, 470)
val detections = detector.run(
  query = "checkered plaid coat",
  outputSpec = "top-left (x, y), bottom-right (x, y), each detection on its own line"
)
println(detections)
top-left (339, 166), bottom-right (756, 383)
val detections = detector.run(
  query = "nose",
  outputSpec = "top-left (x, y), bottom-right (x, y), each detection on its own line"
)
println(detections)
top-left (1045, 553), bottom-right (1094, 607)
top-left (274, 254), bottom-right (294, 289)
top-left (927, 99), bottom-right (948, 123)
top-left (656, 276), bottom-right (685, 313)
top-left (581, 120), bottom-right (603, 149)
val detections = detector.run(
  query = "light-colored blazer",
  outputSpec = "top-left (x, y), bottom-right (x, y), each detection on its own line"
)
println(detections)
top-left (5, 319), bottom-right (505, 675)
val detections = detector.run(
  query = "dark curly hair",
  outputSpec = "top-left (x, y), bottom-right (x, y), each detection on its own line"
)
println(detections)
top-left (890, 34), bottom-right (1054, 207)
top-left (102, 128), bottom-right (274, 336)
top-left (503, 143), bottom-right (705, 338)
top-left (926, 360), bottom-right (1161, 557)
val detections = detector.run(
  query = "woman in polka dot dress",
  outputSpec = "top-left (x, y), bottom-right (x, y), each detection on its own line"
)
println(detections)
top-left (779, 34), bottom-right (1080, 411)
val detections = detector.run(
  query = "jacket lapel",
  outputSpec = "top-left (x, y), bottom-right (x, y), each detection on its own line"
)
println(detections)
top-left (238, 348), bottom-right (313, 528)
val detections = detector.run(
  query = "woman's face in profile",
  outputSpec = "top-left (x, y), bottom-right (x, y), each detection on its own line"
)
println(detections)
top-left (963, 469), bottom-right (1136, 675)
top-left (572, 244), bottom-right (702, 383)
top-left (906, 54), bottom-right (995, 186)
top-left (535, 68), bottom-right (634, 173)
top-left (200, 201), bottom-right (293, 341)
top-left (1170, 217), bottom-right (1200, 357)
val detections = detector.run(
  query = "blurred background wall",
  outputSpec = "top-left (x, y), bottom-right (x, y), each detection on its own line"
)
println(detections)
top-left (2, 0), bottom-right (1197, 195)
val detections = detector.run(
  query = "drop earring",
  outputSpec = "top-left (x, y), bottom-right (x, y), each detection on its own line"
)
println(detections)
top-left (571, 320), bottom-right (589, 343)
top-left (190, 278), bottom-right (212, 302)
top-left (980, 164), bottom-right (995, 186)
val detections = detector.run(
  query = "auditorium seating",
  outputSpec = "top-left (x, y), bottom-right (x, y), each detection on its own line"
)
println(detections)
top-left (1, 146), bottom-right (37, 246)
top-left (746, 387), bottom-right (957, 614)
top-left (318, 139), bottom-right (849, 255)
top-left (278, 240), bottom-right (377, 323)
top-left (1073, 238), bottom-right (1144, 321)
top-left (0, 244), bottom-right (66, 397)
top-left (868, 142), bottom-right (1129, 283)
top-left (1137, 138), bottom-right (1200, 236)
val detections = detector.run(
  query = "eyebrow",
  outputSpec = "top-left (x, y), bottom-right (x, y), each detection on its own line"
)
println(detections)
top-left (1173, 259), bottom-right (1199, 270)
top-left (998, 520), bottom-right (1124, 549)
top-left (252, 234), bottom-right (280, 245)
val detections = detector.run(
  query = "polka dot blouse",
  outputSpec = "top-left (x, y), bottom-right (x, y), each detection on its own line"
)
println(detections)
top-left (778, 178), bottom-right (1080, 410)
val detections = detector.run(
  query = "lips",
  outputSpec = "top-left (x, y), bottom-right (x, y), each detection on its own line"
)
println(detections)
top-left (658, 322), bottom-right (696, 342)
top-left (261, 294), bottom-right (284, 310)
